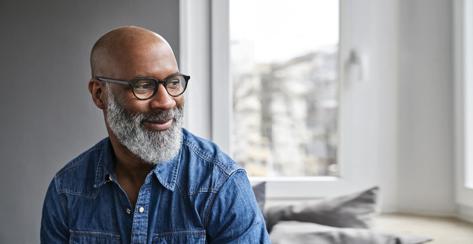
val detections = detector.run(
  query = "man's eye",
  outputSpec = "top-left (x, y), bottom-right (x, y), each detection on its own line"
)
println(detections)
top-left (134, 80), bottom-right (155, 93)
top-left (136, 80), bottom-right (154, 87)
top-left (166, 78), bottom-right (182, 88)
top-left (169, 80), bottom-right (180, 86)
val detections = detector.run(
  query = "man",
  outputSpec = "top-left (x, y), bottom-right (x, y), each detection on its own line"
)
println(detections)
top-left (41, 26), bottom-right (270, 243)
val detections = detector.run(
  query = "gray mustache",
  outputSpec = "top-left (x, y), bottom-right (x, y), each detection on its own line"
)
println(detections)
top-left (141, 109), bottom-right (178, 122)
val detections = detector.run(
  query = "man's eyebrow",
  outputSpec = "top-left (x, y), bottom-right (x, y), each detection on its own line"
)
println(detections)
top-left (163, 72), bottom-right (182, 79)
top-left (134, 72), bottom-right (182, 80)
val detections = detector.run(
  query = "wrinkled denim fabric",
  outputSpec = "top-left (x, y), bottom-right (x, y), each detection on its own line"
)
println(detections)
top-left (41, 129), bottom-right (270, 244)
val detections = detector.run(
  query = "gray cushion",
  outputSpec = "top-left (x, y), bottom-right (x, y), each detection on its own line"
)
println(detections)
top-left (270, 221), bottom-right (432, 244)
top-left (252, 182), bottom-right (266, 213)
top-left (265, 187), bottom-right (379, 232)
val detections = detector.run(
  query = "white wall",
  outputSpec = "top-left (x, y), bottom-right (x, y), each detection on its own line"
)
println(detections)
top-left (342, 0), bottom-right (456, 215)
top-left (338, 0), bottom-right (400, 212)
top-left (0, 1), bottom-right (179, 243)
top-left (397, 0), bottom-right (455, 215)
top-left (340, 0), bottom-right (456, 216)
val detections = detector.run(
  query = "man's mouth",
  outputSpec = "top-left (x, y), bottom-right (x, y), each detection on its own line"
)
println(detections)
top-left (143, 119), bottom-right (173, 131)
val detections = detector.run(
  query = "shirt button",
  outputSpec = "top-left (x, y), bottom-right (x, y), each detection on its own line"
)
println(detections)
top-left (126, 208), bottom-right (131, 214)
top-left (138, 207), bottom-right (144, 213)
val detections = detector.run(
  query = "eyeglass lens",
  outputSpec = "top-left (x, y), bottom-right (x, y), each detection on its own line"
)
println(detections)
top-left (132, 75), bottom-right (187, 99)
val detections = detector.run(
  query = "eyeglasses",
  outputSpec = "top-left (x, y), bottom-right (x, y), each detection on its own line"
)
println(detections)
top-left (95, 73), bottom-right (190, 100)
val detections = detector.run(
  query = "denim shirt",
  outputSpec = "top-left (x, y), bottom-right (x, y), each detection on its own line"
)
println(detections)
top-left (41, 129), bottom-right (270, 243)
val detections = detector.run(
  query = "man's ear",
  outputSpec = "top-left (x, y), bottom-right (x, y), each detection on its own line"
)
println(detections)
top-left (88, 79), bottom-right (106, 110)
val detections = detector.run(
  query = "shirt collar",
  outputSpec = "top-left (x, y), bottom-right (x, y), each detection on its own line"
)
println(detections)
top-left (93, 136), bottom-right (183, 192)
top-left (93, 138), bottom-right (116, 188)
top-left (152, 146), bottom-right (182, 191)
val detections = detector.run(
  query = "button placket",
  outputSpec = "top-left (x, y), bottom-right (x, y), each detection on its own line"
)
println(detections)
top-left (130, 175), bottom-right (152, 243)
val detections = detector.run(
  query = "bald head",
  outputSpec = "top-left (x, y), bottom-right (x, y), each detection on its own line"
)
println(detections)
top-left (90, 26), bottom-right (178, 78)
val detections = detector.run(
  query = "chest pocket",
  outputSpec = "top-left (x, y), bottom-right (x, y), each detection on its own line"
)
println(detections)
top-left (69, 230), bottom-right (121, 244)
top-left (152, 230), bottom-right (206, 244)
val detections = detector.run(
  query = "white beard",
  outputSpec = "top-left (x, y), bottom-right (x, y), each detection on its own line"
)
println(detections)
top-left (105, 86), bottom-right (183, 164)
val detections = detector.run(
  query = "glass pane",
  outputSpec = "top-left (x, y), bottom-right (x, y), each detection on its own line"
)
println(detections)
top-left (230, 0), bottom-right (339, 177)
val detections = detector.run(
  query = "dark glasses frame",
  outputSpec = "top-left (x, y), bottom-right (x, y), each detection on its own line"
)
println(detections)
top-left (95, 73), bottom-right (190, 100)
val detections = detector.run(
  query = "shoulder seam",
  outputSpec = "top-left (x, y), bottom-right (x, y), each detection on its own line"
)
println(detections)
top-left (183, 139), bottom-right (240, 177)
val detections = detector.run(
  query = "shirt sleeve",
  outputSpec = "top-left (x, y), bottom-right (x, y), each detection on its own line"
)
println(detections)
top-left (206, 169), bottom-right (270, 243)
top-left (41, 177), bottom-right (69, 243)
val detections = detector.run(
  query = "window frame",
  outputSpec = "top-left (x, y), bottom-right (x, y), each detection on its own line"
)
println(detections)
top-left (454, 0), bottom-right (473, 222)
top-left (211, 0), bottom-right (351, 200)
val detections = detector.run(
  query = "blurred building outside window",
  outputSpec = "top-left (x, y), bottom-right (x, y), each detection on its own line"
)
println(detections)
top-left (230, 0), bottom-right (340, 177)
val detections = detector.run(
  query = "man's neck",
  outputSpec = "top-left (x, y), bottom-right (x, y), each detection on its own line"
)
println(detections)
top-left (108, 132), bottom-right (154, 179)
top-left (108, 131), bottom-right (154, 207)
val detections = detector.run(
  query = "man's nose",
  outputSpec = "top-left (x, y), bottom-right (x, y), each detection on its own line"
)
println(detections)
top-left (149, 84), bottom-right (175, 110)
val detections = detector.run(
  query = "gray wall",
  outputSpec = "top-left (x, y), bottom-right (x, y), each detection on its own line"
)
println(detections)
top-left (0, 1), bottom-right (179, 243)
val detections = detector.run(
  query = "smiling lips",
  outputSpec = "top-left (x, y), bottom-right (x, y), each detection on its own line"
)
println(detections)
top-left (143, 119), bottom-right (173, 131)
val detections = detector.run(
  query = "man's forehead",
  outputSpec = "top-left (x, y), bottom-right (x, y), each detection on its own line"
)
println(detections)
top-left (94, 27), bottom-right (170, 56)
top-left (90, 26), bottom-right (177, 76)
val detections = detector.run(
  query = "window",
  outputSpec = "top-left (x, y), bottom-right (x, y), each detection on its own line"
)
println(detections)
top-left (180, 0), bottom-right (398, 201)
top-left (230, 0), bottom-right (340, 177)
